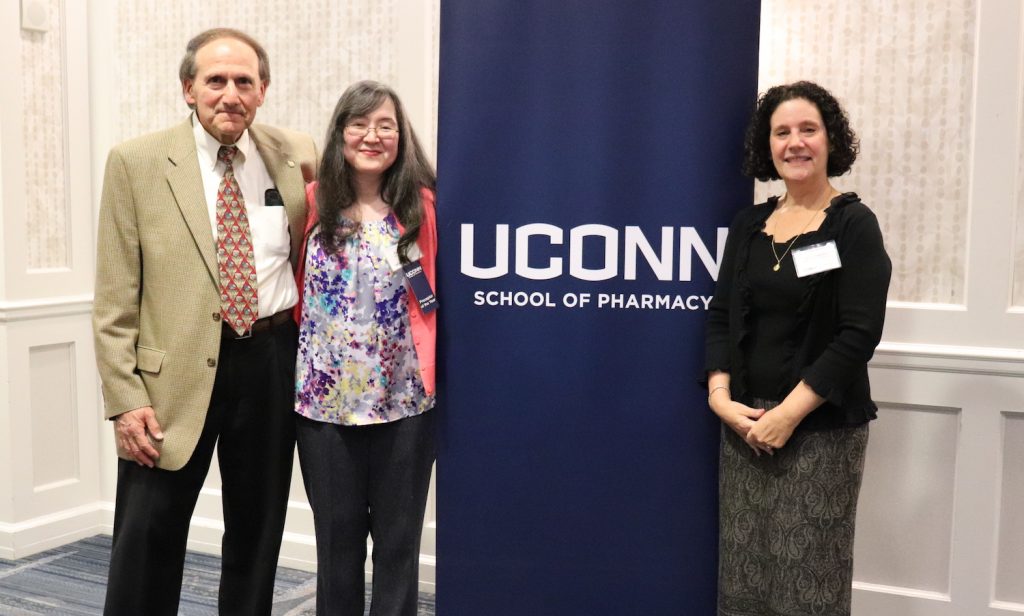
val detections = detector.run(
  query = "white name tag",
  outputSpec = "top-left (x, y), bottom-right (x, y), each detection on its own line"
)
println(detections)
top-left (383, 242), bottom-right (423, 272)
top-left (383, 244), bottom-right (403, 272)
top-left (792, 240), bottom-right (841, 278)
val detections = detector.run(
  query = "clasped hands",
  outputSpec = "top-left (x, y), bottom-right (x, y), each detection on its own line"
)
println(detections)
top-left (711, 398), bottom-right (798, 456)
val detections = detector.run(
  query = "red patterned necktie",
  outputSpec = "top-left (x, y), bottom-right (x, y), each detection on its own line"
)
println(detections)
top-left (216, 145), bottom-right (259, 336)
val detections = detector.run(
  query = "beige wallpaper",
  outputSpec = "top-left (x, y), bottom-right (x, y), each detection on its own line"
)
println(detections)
top-left (113, 1), bottom-right (403, 147)
top-left (755, 0), bottom-right (977, 305)
top-left (1017, 62), bottom-right (1024, 308)
top-left (21, 0), bottom-right (69, 270)
top-left (430, 0), bottom-right (440, 153)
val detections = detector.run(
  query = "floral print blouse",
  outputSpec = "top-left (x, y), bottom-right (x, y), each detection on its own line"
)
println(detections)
top-left (295, 215), bottom-right (434, 425)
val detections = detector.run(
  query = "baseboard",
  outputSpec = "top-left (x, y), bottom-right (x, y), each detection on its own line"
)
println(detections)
top-left (0, 503), bottom-right (107, 559)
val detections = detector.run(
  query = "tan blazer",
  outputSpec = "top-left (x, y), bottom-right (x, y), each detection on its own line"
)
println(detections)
top-left (93, 118), bottom-right (317, 470)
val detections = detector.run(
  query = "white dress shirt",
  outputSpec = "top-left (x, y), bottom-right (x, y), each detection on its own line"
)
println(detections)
top-left (192, 115), bottom-right (298, 319)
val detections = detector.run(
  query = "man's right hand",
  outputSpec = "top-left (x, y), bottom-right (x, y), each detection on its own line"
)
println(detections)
top-left (114, 406), bottom-right (164, 467)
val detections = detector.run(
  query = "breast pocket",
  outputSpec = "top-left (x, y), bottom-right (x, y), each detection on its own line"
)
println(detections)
top-left (248, 205), bottom-right (291, 259)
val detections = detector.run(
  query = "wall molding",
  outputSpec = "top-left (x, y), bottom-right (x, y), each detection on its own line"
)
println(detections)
top-left (0, 294), bottom-right (93, 322)
top-left (873, 341), bottom-right (1024, 377)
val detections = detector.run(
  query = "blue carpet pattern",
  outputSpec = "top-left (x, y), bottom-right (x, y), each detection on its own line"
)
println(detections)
top-left (0, 535), bottom-right (435, 615)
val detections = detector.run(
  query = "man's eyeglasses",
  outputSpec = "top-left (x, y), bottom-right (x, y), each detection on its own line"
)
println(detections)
top-left (344, 123), bottom-right (399, 140)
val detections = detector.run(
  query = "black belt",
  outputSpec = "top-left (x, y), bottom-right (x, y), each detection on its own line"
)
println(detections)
top-left (221, 310), bottom-right (292, 340)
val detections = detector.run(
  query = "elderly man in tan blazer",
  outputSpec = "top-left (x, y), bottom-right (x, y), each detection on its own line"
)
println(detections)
top-left (93, 28), bottom-right (316, 615)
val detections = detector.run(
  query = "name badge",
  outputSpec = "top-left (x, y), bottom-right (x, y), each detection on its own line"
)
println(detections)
top-left (384, 242), bottom-right (424, 272)
top-left (792, 240), bottom-right (841, 278)
top-left (402, 260), bottom-right (438, 314)
top-left (384, 245), bottom-right (402, 272)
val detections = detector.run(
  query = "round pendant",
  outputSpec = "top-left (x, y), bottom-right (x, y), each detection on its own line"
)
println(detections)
top-left (772, 264), bottom-right (781, 272)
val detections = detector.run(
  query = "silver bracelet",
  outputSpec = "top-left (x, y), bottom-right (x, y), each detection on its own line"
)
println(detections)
top-left (708, 385), bottom-right (730, 403)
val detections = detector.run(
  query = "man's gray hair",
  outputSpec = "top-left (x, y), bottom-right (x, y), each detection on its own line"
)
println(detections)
top-left (178, 28), bottom-right (271, 85)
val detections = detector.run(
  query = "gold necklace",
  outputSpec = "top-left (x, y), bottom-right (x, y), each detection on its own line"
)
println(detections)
top-left (768, 189), bottom-right (833, 272)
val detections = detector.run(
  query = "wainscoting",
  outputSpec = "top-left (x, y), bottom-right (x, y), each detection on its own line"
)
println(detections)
top-left (854, 344), bottom-right (1024, 615)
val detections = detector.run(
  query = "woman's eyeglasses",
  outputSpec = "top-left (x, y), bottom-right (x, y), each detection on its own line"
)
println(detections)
top-left (344, 123), bottom-right (399, 140)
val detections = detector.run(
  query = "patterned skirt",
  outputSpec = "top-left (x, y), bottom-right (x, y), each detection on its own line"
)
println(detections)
top-left (718, 400), bottom-right (869, 616)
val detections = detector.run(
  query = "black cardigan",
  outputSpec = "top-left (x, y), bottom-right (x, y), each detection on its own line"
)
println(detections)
top-left (704, 193), bottom-right (892, 430)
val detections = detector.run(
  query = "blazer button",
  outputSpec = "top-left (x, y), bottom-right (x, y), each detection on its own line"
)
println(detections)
top-left (212, 313), bottom-right (221, 321)
top-left (207, 358), bottom-right (217, 368)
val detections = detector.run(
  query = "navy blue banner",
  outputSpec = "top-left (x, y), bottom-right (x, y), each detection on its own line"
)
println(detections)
top-left (437, 2), bottom-right (760, 613)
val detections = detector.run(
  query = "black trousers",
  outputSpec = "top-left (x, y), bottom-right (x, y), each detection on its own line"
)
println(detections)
top-left (296, 409), bottom-right (436, 616)
top-left (103, 320), bottom-right (298, 616)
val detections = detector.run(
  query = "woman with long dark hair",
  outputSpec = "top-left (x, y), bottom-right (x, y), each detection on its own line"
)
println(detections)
top-left (705, 81), bottom-right (891, 616)
top-left (293, 80), bottom-right (437, 616)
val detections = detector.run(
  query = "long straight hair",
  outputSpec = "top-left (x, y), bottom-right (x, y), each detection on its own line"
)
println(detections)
top-left (316, 80), bottom-right (436, 261)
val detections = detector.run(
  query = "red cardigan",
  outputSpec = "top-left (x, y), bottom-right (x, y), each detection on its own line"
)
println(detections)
top-left (293, 182), bottom-right (438, 394)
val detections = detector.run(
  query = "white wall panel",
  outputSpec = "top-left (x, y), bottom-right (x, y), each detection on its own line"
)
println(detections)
top-left (2, 0), bottom-right (92, 301)
top-left (853, 350), bottom-right (1024, 616)
top-left (1, 307), bottom-right (101, 557)
top-left (994, 412), bottom-right (1024, 605)
top-left (29, 342), bottom-right (79, 490)
top-left (0, 325), bottom-right (11, 524)
top-left (1, 0), bottom-right (98, 560)
top-left (854, 403), bottom-right (959, 594)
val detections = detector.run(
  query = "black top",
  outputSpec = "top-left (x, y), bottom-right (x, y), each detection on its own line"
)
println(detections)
top-left (746, 232), bottom-right (809, 398)
top-left (704, 193), bottom-right (892, 431)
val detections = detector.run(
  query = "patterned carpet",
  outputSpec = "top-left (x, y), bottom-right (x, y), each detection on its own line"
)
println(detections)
top-left (0, 535), bottom-right (435, 615)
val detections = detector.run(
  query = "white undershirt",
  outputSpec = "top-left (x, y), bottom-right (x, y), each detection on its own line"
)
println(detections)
top-left (192, 115), bottom-right (298, 318)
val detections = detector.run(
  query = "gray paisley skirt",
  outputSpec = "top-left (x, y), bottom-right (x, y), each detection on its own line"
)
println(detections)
top-left (718, 399), bottom-right (869, 616)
